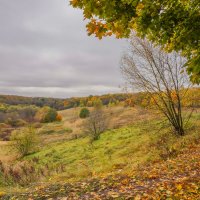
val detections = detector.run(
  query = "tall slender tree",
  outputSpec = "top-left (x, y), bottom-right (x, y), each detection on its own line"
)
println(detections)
top-left (121, 35), bottom-right (191, 136)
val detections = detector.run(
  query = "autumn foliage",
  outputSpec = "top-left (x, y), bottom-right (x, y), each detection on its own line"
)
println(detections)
top-left (5, 140), bottom-right (200, 199)
top-left (56, 114), bottom-right (62, 122)
top-left (70, 0), bottom-right (200, 83)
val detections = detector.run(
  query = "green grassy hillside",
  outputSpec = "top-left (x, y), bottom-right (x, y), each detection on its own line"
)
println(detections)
top-left (0, 107), bottom-right (199, 198)
top-left (28, 112), bottom-right (200, 181)
top-left (5, 140), bottom-right (200, 200)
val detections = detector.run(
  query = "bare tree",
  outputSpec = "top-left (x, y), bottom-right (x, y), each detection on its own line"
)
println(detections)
top-left (83, 108), bottom-right (108, 142)
top-left (121, 35), bottom-right (190, 136)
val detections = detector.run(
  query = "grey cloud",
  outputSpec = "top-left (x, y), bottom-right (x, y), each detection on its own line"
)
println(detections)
top-left (0, 0), bottom-right (127, 98)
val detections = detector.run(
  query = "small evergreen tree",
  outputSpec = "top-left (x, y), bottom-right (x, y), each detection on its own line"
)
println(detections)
top-left (79, 108), bottom-right (90, 119)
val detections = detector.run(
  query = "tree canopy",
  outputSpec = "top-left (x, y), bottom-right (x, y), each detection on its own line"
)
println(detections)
top-left (70, 0), bottom-right (200, 83)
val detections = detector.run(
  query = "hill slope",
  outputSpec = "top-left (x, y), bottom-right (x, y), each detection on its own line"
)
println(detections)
top-left (2, 140), bottom-right (200, 199)
top-left (0, 107), bottom-right (199, 199)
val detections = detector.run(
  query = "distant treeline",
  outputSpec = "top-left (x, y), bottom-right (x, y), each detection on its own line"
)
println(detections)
top-left (0, 94), bottom-right (131, 110)
top-left (0, 95), bottom-right (65, 110)
top-left (0, 88), bottom-right (199, 111)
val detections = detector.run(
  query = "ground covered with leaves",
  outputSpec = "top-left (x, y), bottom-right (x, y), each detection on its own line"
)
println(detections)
top-left (1, 141), bottom-right (200, 200)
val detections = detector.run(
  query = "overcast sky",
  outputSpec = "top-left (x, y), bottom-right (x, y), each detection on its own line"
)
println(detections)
top-left (0, 0), bottom-right (127, 98)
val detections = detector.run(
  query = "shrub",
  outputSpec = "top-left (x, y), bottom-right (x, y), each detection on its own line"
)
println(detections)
top-left (6, 119), bottom-right (27, 127)
top-left (0, 123), bottom-right (13, 141)
top-left (0, 105), bottom-right (39, 126)
top-left (35, 106), bottom-right (58, 123)
top-left (0, 160), bottom-right (65, 186)
top-left (79, 108), bottom-right (90, 119)
top-left (0, 112), bottom-right (6, 123)
top-left (32, 122), bottom-right (43, 128)
top-left (93, 98), bottom-right (103, 109)
top-left (0, 123), bottom-right (10, 129)
top-left (64, 127), bottom-right (73, 133)
top-left (83, 108), bottom-right (108, 142)
top-left (0, 132), bottom-right (11, 141)
top-left (43, 108), bottom-right (57, 123)
top-left (10, 127), bottom-right (40, 157)
top-left (56, 114), bottom-right (62, 122)
top-left (18, 106), bottom-right (38, 122)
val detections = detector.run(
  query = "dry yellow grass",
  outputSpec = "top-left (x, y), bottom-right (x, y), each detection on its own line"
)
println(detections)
top-left (1, 106), bottom-right (152, 163)
top-left (1, 106), bottom-right (196, 164)
top-left (0, 141), bottom-right (16, 163)
top-left (59, 105), bottom-right (158, 132)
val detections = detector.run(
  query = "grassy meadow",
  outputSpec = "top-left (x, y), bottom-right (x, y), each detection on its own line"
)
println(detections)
top-left (0, 105), bottom-right (199, 197)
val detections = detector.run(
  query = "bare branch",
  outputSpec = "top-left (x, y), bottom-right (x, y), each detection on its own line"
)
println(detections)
top-left (121, 35), bottom-right (191, 136)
